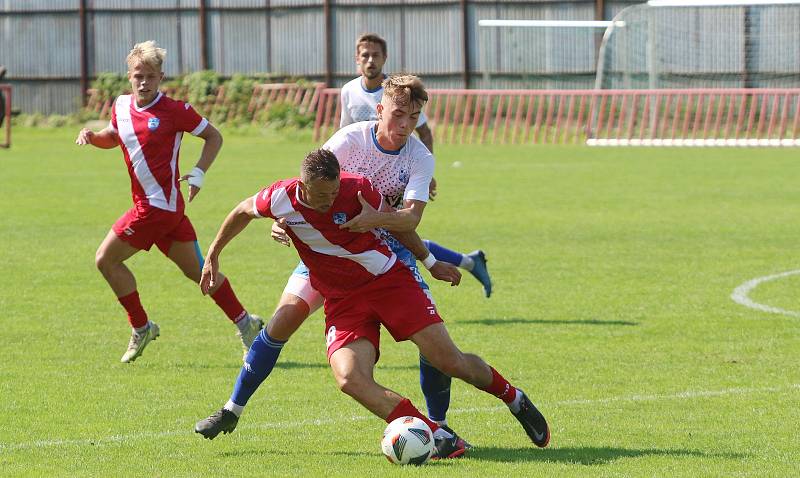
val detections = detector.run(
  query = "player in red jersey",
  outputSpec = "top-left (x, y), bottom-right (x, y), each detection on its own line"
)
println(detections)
top-left (75, 41), bottom-right (262, 363)
top-left (194, 149), bottom-right (550, 456)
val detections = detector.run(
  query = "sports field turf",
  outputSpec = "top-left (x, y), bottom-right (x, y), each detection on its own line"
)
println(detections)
top-left (1, 126), bottom-right (799, 476)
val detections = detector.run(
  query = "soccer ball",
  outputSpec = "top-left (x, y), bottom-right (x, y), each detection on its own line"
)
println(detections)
top-left (381, 416), bottom-right (435, 465)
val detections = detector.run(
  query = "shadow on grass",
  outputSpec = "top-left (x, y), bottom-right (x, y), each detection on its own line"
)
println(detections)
top-left (274, 360), bottom-right (327, 370)
top-left (220, 446), bottom-right (745, 464)
top-left (467, 446), bottom-right (745, 465)
top-left (274, 361), bottom-right (417, 371)
top-left (459, 318), bottom-right (638, 327)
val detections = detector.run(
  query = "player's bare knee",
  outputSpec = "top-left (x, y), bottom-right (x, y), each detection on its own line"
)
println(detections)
top-left (95, 249), bottom-right (114, 274)
top-left (335, 371), bottom-right (367, 398)
top-left (267, 299), bottom-right (310, 340)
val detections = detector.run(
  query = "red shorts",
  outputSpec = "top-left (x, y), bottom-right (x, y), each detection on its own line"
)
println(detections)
top-left (323, 263), bottom-right (443, 361)
top-left (112, 206), bottom-right (197, 254)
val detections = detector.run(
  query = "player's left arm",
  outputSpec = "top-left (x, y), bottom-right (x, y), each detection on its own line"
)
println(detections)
top-left (414, 122), bottom-right (437, 200)
top-left (415, 123), bottom-right (434, 154)
top-left (179, 123), bottom-right (223, 202)
top-left (340, 150), bottom-right (433, 233)
top-left (340, 195), bottom-right (426, 233)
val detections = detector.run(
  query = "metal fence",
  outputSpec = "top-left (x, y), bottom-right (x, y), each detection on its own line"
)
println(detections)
top-left (314, 87), bottom-right (800, 146)
top-left (0, 0), bottom-right (636, 114)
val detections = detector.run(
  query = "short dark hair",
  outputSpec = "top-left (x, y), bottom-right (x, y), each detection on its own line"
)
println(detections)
top-left (356, 33), bottom-right (387, 56)
top-left (301, 149), bottom-right (340, 182)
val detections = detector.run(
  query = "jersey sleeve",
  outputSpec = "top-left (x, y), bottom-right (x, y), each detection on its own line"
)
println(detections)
top-left (322, 128), bottom-right (351, 165)
top-left (403, 144), bottom-right (434, 203)
top-left (358, 176), bottom-right (384, 211)
top-left (108, 98), bottom-right (118, 133)
top-left (174, 101), bottom-right (209, 136)
top-left (339, 89), bottom-right (353, 128)
top-left (252, 184), bottom-right (277, 219)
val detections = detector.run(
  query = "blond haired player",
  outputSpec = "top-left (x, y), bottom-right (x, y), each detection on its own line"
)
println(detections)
top-left (75, 41), bottom-right (262, 363)
top-left (339, 33), bottom-right (492, 297)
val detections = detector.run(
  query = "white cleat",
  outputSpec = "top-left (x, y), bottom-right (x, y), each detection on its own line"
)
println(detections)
top-left (236, 314), bottom-right (264, 361)
top-left (120, 322), bottom-right (160, 363)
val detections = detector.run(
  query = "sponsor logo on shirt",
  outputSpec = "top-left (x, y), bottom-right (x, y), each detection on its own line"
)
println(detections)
top-left (384, 194), bottom-right (403, 209)
top-left (398, 169), bottom-right (410, 184)
top-left (285, 220), bottom-right (307, 226)
top-left (333, 212), bottom-right (347, 225)
top-left (148, 117), bottom-right (160, 131)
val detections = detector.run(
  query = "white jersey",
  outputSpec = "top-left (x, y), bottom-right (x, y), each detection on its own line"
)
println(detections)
top-left (339, 76), bottom-right (428, 129)
top-left (323, 121), bottom-right (434, 209)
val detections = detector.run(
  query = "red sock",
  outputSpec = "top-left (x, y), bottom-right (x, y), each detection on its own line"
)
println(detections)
top-left (479, 367), bottom-right (518, 404)
top-left (210, 278), bottom-right (247, 323)
top-left (118, 290), bottom-right (148, 329)
top-left (386, 398), bottom-right (440, 433)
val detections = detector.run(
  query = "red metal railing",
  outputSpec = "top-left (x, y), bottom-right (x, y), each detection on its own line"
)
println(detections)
top-left (0, 84), bottom-right (11, 148)
top-left (314, 88), bottom-right (800, 146)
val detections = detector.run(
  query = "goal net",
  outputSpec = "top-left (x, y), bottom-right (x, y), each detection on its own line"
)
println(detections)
top-left (588, 1), bottom-right (800, 146)
top-left (596, 1), bottom-right (800, 90)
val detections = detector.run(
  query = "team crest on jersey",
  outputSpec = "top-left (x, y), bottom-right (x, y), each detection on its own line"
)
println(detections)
top-left (147, 117), bottom-right (160, 131)
top-left (333, 212), bottom-right (348, 225)
top-left (398, 169), bottom-right (410, 184)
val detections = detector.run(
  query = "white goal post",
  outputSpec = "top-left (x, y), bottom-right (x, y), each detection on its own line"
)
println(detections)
top-left (589, 0), bottom-right (800, 146)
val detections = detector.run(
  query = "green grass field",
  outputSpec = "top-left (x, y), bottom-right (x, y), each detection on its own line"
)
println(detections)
top-left (1, 126), bottom-right (799, 477)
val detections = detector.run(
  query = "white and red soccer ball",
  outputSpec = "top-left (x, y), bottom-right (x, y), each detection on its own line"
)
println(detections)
top-left (381, 416), bottom-right (435, 465)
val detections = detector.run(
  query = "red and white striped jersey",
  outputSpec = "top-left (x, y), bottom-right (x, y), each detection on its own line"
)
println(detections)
top-left (109, 92), bottom-right (208, 213)
top-left (252, 173), bottom-right (396, 299)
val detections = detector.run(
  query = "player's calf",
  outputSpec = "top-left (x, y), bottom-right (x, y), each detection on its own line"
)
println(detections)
top-left (410, 323), bottom-right (551, 447)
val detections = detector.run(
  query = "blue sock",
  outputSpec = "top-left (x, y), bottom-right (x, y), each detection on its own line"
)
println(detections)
top-left (423, 240), bottom-right (464, 267)
top-left (230, 330), bottom-right (287, 406)
top-left (419, 354), bottom-right (452, 422)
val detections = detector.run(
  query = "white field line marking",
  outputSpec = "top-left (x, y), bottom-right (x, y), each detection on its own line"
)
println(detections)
top-left (731, 269), bottom-right (800, 318)
top-left (1, 384), bottom-right (797, 452)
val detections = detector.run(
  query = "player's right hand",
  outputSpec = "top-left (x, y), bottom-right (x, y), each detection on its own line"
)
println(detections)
top-left (75, 128), bottom-right (94, 145)
top-left (200, 256), bottom-right (220, 295)
top-left (429, 261), bottom-right (461, 286)
top-left (271, 218), bottom-right (291, 247)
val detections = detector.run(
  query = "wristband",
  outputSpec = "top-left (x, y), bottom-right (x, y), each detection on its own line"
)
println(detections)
top-left (187, 166), bottom-right (205, 188)
top-left (421, 253), bottom-right (437, 270)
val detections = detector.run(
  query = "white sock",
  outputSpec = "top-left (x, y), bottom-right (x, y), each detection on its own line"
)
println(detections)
top-left (133, 322), bottom-right (150, 335)
top-left (432, 427), bottom-right (453, 440)
top-left (224, 399), bottom-right (244, 417)
top-left (459, 255), bottom-right (474, 271)
top-left (235, 313), bottom-right (251, 332)
top-left (507, 389), bottom-right (523, 414)
top-left (435, 419), bottom-right (448, 428)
